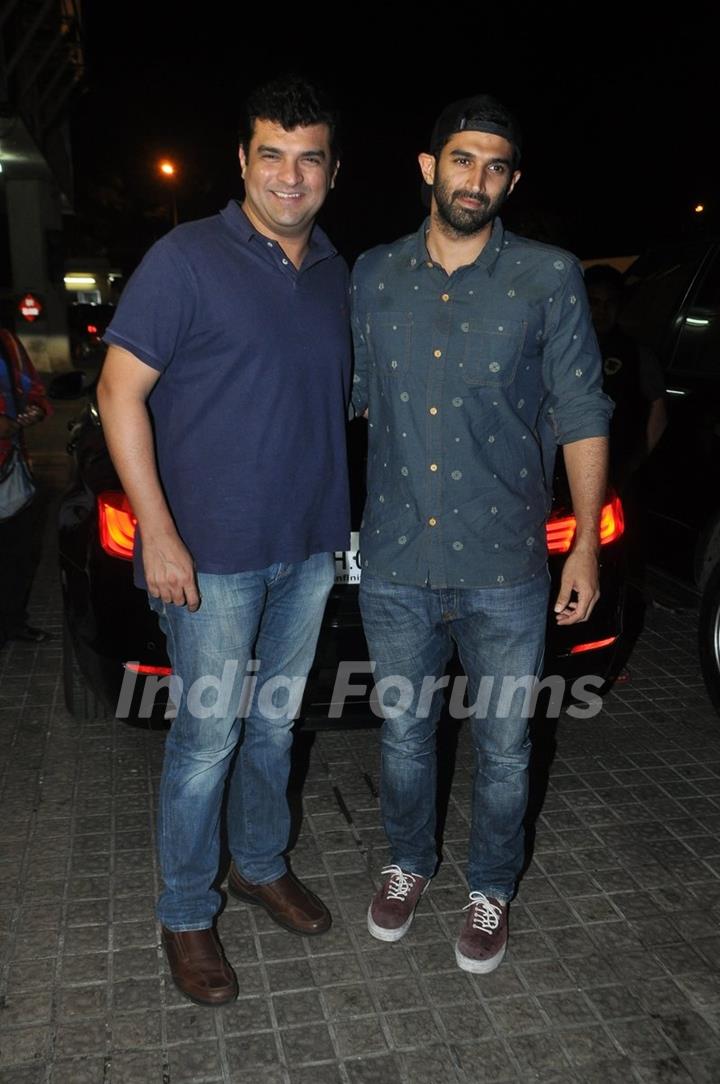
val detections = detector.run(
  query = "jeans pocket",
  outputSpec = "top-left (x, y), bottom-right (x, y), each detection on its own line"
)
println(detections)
top-left (461, 317), bottom-right (527, 388)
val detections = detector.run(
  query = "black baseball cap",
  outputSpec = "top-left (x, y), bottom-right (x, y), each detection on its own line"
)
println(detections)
top-left (428, 95), bottom-right (523, 165)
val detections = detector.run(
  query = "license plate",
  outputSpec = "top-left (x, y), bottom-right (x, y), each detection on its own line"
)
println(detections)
top-left (334, 531), bottom-right (362, 585)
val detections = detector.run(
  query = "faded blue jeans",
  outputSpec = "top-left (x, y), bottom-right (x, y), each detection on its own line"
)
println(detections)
top-left (149, 553), bottom-right (334, 930)
top-left (359, 571), bottom-right (550, 901)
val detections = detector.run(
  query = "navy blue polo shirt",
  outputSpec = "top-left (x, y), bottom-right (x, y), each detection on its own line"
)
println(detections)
top-left (105, 201), bottom-right (352, 584)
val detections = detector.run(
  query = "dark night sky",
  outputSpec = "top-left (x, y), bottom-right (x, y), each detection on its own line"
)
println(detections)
top-left (71, 2), bottom-right (718, 273)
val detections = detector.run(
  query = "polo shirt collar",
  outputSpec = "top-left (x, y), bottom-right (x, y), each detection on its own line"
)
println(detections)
top-left (219, 201), bottom-right (336, 264)
top-left (408, 215), bottom-right (505, 276)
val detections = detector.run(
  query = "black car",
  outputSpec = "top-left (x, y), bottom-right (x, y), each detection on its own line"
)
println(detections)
top-left (621, 238), bottom-right (720, 714)
top-left (59, 406), bottom-right (626, 725)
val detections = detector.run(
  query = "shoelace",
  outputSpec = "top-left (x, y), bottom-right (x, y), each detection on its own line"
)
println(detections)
top-left (463, 891), bottom-right (502, 931)
top-left (380, 864), bottom-right (417, 901)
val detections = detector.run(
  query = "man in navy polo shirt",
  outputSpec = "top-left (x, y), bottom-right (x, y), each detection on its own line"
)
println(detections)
top-left (98, 76), bottom-right (351, 1006)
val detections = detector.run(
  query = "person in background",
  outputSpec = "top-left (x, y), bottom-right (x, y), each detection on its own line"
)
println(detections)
top-left (0, 326), bottom-right (52, 649)
top-left (584, 263), bottom-right (667, 490)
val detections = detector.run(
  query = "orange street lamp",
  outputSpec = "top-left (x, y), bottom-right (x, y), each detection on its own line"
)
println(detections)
top-left (158, 159), bottom-right (178, 226)
top-left (694, 203), bottom-right (705, 215)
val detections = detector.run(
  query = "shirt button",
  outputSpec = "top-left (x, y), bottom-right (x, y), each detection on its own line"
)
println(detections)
top-left (433, 349), bottom-right (442, 358)
top-left (282, 258), bottom-right (289, 265)
top-left (441, 293), bottom-right (450, 302)
top-left (426, 260), bottom-right (433, 268)
top-left (428, 516), bottom-right (438, 527)
top-left (429, 463), bottom-right (438, 472)
top-left (429, 406), bottom-right (438, 416)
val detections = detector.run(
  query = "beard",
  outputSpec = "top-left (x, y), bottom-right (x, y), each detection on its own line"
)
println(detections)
top-left (432, 175), bottom-right (511, 237)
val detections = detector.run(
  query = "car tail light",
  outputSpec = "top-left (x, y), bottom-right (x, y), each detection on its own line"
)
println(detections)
top-left (124, 662), bottom-right (172, 676)
top-left (599, 496), bottom-right (624, 545)
top-left (546, 495), bottom-right (624, 555)
top-left (98, 491), bottom-right (136, 560)
top-left (87, 323), bottom-right (98, 334)
top-left (570, 636), bottom-right (618, 655)
top-left (100, 489), bottom-right (625, 563)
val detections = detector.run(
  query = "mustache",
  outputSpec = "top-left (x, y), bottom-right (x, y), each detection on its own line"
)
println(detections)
top-left (453, 190), bottom-right (490, 207)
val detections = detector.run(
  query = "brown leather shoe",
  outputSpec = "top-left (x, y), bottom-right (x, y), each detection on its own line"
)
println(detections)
top-left (227, 864), bottom-right (331, 935)
top-left (161, 926), bottom-right (238, 1006)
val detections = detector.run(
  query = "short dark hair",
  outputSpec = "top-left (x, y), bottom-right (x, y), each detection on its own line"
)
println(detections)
top-left (239, 74), bottom-right (340, 163)
top-left (429, 94), bottom-right (523, 170)
top-left (584, 264), bottom-right (624, 295)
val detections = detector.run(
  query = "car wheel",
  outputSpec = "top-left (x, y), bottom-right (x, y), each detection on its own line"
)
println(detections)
top-left (698, 562), bottom-right (720, 717)
top-left (62, 618), bottom-right (109, 721)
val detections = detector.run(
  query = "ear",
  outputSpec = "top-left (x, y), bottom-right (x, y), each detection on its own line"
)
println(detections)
top-left (418, 152), bottom-right (436, 187)
top-left (507, 169), bottom-right (522, 197)
top-left (330, 159), bottom-right (340, 190)
top-left (238, 145), bottom-right (247, 179)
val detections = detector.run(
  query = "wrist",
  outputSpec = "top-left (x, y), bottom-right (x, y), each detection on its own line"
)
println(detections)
top-left (571, 539), bottom-right (600, 556)
top-left (136, 513), bottom-right (178, 541)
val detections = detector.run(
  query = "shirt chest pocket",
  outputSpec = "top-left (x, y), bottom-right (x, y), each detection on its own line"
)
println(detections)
top-left (461, 317), bottom-right (527, 388)
top-left (366, 311), bottom-right (413, 374)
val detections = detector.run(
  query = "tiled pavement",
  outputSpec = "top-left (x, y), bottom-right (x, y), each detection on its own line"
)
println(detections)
top-left (2, 419), bottom-right (720, 1082)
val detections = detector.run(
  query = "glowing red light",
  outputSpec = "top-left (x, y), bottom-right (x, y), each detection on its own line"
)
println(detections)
top-left (546, 495), bottom-right (624, 554)
top-left (98, 491), bottom-right (136, 560)
top-left (570, 636), bottom-right (618, 655)
top-left (124, 662), bottom-right (173, 676)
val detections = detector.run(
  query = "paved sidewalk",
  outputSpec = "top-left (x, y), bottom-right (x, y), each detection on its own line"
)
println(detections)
top-left (1, 451), bottom-right (720, 1082)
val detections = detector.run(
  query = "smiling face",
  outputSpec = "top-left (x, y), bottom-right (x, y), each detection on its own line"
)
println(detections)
top-left (419, 130), bottom-right (521, 237)
top-left (238, 118), bottom-right (338, 245)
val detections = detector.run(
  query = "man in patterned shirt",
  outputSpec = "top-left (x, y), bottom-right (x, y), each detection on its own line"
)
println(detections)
top-left (351, 95), bottom-right (612, 973)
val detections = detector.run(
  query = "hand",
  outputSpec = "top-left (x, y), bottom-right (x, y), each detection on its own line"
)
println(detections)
top-left (143, 531), bottom-right (200, 611)
top-left (0, 414), bottom-right (20, 439)
top-left (16, 404), bottom-right (44, 427)
top-left (554, 549), bottom-right (600, 625)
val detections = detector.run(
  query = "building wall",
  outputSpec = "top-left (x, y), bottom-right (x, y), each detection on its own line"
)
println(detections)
top-left (5, 175), bottom-right (70, 371)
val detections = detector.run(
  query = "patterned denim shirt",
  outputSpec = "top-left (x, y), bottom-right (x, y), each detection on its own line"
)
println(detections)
top-left (350, 217), bottom-right (613, 589)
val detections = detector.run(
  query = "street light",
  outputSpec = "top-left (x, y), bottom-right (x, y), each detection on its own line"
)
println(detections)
top-left (158, 159), bottom-right (178, 227)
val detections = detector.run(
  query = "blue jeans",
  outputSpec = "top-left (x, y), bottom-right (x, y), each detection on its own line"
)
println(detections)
top-left (149, 553), bottom-right (334, 930)
top-left (359, 571), bottom-right (550, 902)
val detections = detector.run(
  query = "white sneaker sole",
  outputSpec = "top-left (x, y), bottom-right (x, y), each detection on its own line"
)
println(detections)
top-left (455, 942), bottom-right (506, 973)
top-left (367, 905), bottom-right (415, 942)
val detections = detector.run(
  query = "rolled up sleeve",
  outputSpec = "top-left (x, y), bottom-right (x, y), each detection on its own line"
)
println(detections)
top-left (542, 263), bottom-right (613, 445)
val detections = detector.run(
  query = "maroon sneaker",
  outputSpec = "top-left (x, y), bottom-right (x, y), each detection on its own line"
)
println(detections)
top-left (367, 864), bottom-right (429, 942)
top-left (455, 892), bottom-right (508, 973)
